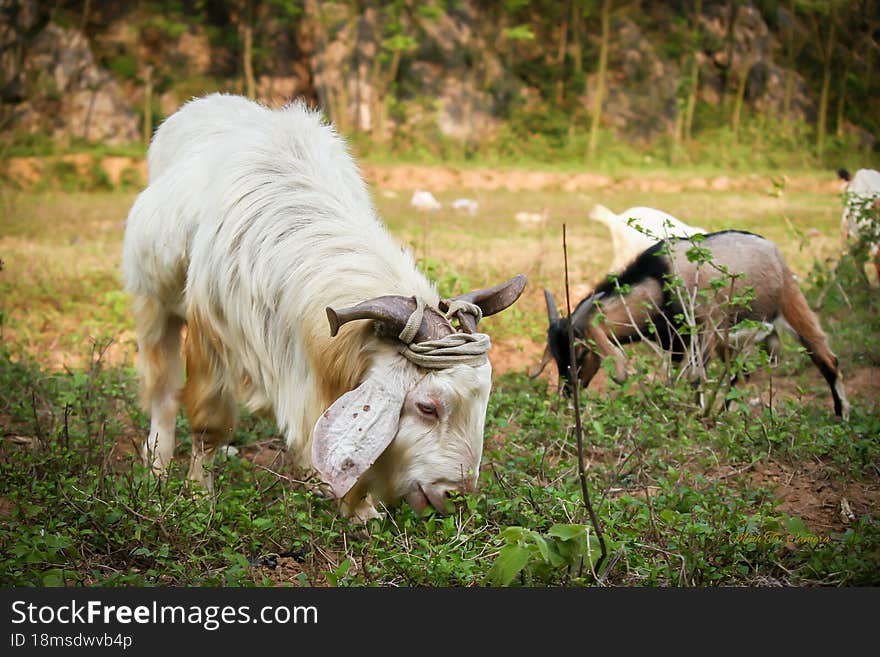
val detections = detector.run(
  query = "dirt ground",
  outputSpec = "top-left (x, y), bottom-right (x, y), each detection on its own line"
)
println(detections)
top-left (747, 459), bottom-right (880, 534)
top-left (3, 154), bottom-right (848, 194)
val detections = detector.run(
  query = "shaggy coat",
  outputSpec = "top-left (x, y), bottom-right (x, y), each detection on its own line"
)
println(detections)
top-left (123, 94), bottom-right (524, 519)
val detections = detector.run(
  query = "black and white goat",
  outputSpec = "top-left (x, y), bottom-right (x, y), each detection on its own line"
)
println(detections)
top-left (535, 231), bottom-right (850, 419)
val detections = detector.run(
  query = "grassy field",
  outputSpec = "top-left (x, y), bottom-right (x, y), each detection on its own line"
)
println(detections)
top-left (1, 167), bottom-right (878, 586)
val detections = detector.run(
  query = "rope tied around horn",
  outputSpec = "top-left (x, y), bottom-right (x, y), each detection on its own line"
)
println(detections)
top-left (397, 297), bottom-right (490, 369)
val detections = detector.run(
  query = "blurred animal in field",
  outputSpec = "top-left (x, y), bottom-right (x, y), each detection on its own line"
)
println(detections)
top-left (838, 168), bottom-right (880, 282)
top-left (411, 189), bottom-right (442, 211)
top-left (515, 209), bottom-right (548, 226)
top-left (588, 204), bottom-right (707, 272)
top-left (452, 198), bottom-right (479, 215)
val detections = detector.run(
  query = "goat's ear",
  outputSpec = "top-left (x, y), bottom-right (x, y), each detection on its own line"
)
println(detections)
top-left (570, 291), bottom-right (605, 331)
top-left (544, 288), bottom-right (559, 325)
top-left (529, 344), bottom-right (553, 379)
top-left (312, 374), bottom-right (406, 500)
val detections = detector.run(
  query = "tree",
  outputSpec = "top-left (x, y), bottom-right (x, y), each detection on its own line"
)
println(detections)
top-left (231, 0), bottom-right (260, 99)
top-left (718, 0), bottom-right (740, 114)
top-left (588, 0), bottom-right (610, 160)
top-left (369, 4), bottom-right (417, 147)
top-left (800, 0), bottom-right (848, 156)
top-left (833, 0), bottom-right (878, 140)
top-left (684, 0), bottom-right (702, 146)
top-left (570, 0), bottom-right (585, 82)
top-left (304, 0), bottom-right (350, 132)
top-left (554, 1), bottom-right (571, 105)
top-left (729, 50), bottom-right (755, 143)
top-left (778, 0), bottom-right (809, 123)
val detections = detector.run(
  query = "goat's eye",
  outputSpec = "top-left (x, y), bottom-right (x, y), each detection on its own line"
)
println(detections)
top-left (416, 401), bottom-right (438, 418)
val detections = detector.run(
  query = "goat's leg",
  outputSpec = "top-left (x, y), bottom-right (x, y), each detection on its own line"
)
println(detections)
top-left (134, 296), bottom-right (184, 473)
top-left (718, 324), bottom-right (779, 410)
top-left (181, 314), bottom-right (238, 490)
top-left (713, 340), bottom-right (738, 411)
top-left (781, 274), bottom-right (851, 419)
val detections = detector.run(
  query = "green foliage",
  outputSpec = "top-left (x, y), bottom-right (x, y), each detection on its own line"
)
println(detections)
top-left (105, 53), bottom-right (139, 81)
top-left (141, 15), bottom-right (189, 40)
top-left (805, 252), bottom-right (880, 368)
top-left (418, 256), bottom-right (472, 298)
top-left (7, 0), bottom-right (880, 169)
top-left (503, 25), bottom-right (535, 42)
top-left (0, 304), bottom-right (877, 587)
top-left (119, 165), bottom-right (145, 190)
top-left (489, 524), bottom-right (610, 585)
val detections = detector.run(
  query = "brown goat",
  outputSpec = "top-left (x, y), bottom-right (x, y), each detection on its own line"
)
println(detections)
top-left (537, 231), bottom-right (850, 419)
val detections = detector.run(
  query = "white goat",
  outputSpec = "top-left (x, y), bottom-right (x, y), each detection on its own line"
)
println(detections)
top-left (123, 93), bottom-right (525, 520)
top-left (589, 204), bottom-right (707, 272)
top-left (839, 168), bottom-right (880, 281)
top-left (452, 198), bottom-right (479, 215)
top-left (515, 209), bottom-right (549, 226)
top-left (411, 189), bottom-right (442, 211)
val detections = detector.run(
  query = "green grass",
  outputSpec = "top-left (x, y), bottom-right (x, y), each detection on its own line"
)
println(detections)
top-left (0, 175), bottom-right (878, 587)
top-left (1, 349), bottom-right (877, 587)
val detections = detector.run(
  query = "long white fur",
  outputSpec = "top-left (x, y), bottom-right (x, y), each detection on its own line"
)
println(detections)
top-left (841, 168), bottom-right (880, 259)
top-left (123, 94), bottom-right (494, 518)
top-left (589, 204), bottom-right (707, 272)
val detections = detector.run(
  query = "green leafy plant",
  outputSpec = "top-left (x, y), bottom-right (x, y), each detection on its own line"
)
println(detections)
top-left (489, 524), bottom-right (610, 585)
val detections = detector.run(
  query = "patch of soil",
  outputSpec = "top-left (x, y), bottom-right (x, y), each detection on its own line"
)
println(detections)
top-left (240, 439), bottom-right (290, 470)
top-left (361, 164), bottom-right (844, 194)
top-left (254, 556), bottom-right (310, 586)
top-left (3, 155), bottom-right (147, 187)
top-left (489, 336), bottom-right (545, 377)
top-left (733, 365), bottom-right (878, 417)
top-left (846, 367), bottom-right (880, 399)
top-left (743, 459), bottom-right (880, 534)
top-left (2, 157), bottom-right (846, 196)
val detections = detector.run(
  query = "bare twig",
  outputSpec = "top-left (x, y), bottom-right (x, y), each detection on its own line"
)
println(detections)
top-left (30, 387), bottom-right (45, 445)
top-left (597, 545), bottom-right (626, 584)
top-left (633, 542), bottom-right (688, 585)
top-left (562, 223), bottom-right (607, 575)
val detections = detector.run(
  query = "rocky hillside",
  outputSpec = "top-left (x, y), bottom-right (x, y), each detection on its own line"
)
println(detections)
top-left (1, 0), bottom-right (877, 159)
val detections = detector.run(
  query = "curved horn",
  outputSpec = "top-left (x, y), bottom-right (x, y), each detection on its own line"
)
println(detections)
top-left (443, 274), bottom-right (527, 332)
top-left (569, 291), bottom-right (606, 331)
top-left (326, 296), bottom-right (454, 343)
top-left (543, 288), bottom-right (560, 325)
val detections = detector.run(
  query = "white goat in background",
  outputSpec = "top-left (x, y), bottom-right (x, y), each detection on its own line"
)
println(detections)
top-left (838, 168), bottom-right (880, 282)
top-left (411, 189), bottom-right (442, 211)
top-left (123, 93), bottom-right (525, 520)
top-left (589, 204), bottom-right (707, 272)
